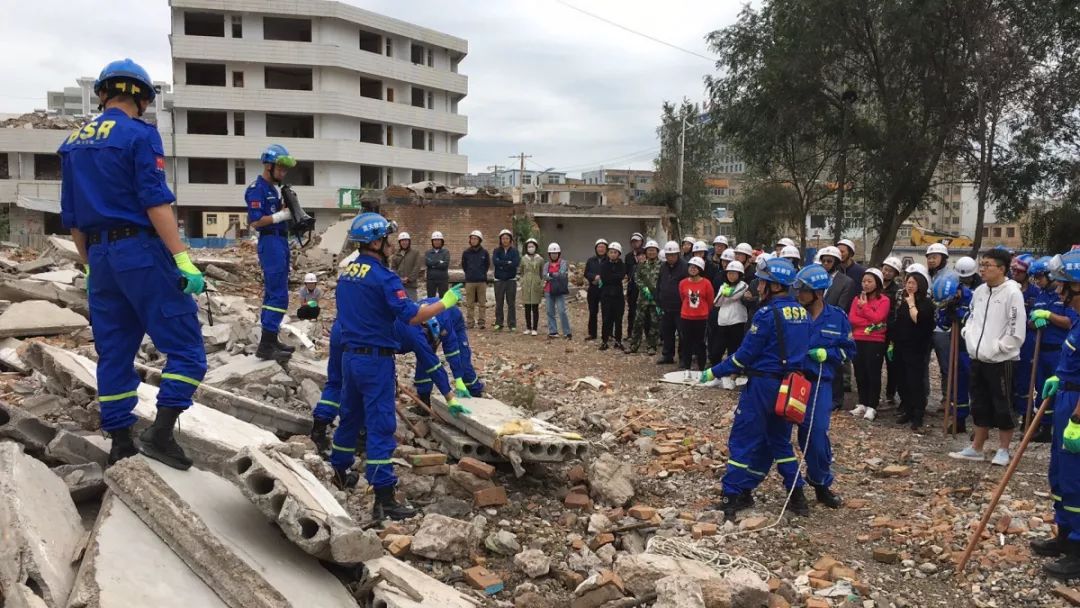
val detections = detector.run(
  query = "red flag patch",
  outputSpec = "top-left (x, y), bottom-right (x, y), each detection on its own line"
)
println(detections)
top-left (396, 290), bottom-right (407, 299)
top-left (155, 156), bottom-right (165, 170)
top-left (250, 200), bottom-right (260, 209)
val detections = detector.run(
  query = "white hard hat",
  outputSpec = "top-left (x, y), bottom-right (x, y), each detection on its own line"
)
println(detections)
top-left (431, 231), bottom-right (444, 240)
top-left (756, 252), bottom-right (773, 265)
top-left (688, 257), bottom-right (705, 271)
top-left (469, 230), bottom-right (483, 240)
top-left (644, 239), bottom-right (660, 251)
top-left (926, 242), bottom-right (949, 257)
top-left (663, 241), bottom-right (680, 255)
top-left (735, 242), bottom-right (754, 257)
top-left (864, 268), bottom-right (884, 285)
top-left (780, 245), bottom-right (800, 260)
top-left (525, 237), bottom-right (538, 246)
top-left (777, 237), bottom-right (796, 248)
top-left (692, 240), bottom-right (708, 253)
top-left (905, 263), bottom-right (931, 286)
top-left (595, 238), bottom-right (609, 247)
top-left (499, 229), bottom-right (513, 239)
top-left (955, 256), bottom-right (977, 278)
top-left (630, 232), bottom-right (644, 242)
top-left (303, 273), bottom-right (317, 283)
top-left (682, 235), bottom-right (696, 244)
top-left (397, 232), bottom-right (411, 241)
top-left (609, 242), bottom-right (623, 254)
top-left (713, 235), bottom-right (729, 246)
top-left (883, 256), bottom-right (903, 272)
top-left (720, 249), bottom-right (736, 261)
top-left (818, 246), bottom-right (842, 262)
top-left (547, 242), bottom-right (561, 254)
top-left (836, 239), bottom-right (856, 254)
top-left (726, 260), bottom-right (745, 274)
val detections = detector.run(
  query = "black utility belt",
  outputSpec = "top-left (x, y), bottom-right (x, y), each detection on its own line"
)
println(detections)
top-left (1065, 381), bottom-right (1080, 392)
top-left (744, 370), bottom-right (786, 380)
top-left (1042, 344), bottom-right (1063, 353)
top-left (87, 225), bottom-right (157, 245)
top-left (347, 346), bottom-right (395, 357)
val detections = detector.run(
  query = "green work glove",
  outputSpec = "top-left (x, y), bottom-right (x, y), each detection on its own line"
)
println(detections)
top-left (886, 343), bottom-right (894, 362)
top-left (809, 348), bottom-right (827, 363)
top-left (173, 251), bottom-right (205, 295)
top-left (447, 397), bottom-right (471, 417)
top-left (720, 285), bottom-right (734, 297)
top-left (1065, 419), bottom-right (1080, 454)
top-left (1035, 318), bottom-right (1049, 329)
top-left (1043, 375), bottom-right (1061, 400)
top-left (83, 264), bottom-right (90, 293)
top-left (440, 283), bottom-right (464, 308)
top-left (598, 280), bottom-right (604, 289)
top-left (641, 286), bottom-right (652, 301)
top-left (864, 322), bottom-right (885, 335)
top-left (454, 378), bottom-right (470, 398)
top-left (699, 369), bottom-right (715, 384)
top-left (1031, 309), bottom-right (1051, 329)
top-left (307, 300), bottom-right (318, 308)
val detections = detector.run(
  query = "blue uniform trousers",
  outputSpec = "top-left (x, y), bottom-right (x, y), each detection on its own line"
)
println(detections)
top-left (459, 336), bottom-right (484, 397)
top-left (331, 352), bottom-right (398, 488)
top-left (258, 235), bottom-right (289, 333)
top-left (313, 323), bottom-right (343, 423)
top-left (1051, 389), bottom-right (1080, 539)
top-left (953, 349), bottom-right (971, 424)
top-left (1035, 349), bottom-right (1063, 426)
top-left (722, 377), bottom-right (803, 495)
top-left (1014, 349), bottom-right (1035, 417)
top-left (797, 376), bottom-right (834, 488)
top-left (89, 234), bottom-right (207, 432)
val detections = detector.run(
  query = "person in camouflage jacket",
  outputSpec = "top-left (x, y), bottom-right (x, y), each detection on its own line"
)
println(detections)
top-left (629, 240), bottom-right (662, 354)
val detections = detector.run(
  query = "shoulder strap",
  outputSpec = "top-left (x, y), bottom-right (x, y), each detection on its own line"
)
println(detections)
top-left (771, 306), bottom-right (788, 367)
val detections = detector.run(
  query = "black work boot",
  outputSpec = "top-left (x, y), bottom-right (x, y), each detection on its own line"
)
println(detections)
top-left (272, 332), bottom-right (295, 354)
top-left (787, 486), bottom-right (811, 516)
top-left (1044, 541), bottom-right (1080, 579)
top-left (1032, 528), bottom-right (1071, 557)
top-left (372, 486), bottom-right (418, 521)
top-left (255, 329), bottom-right (291, 361)
top-left (716, 492), bottom-right (753, 521)
top-left (811, 484), bottom-right (843, 509)
top-left (1032, 424), bottom-right (1053, 444)
top-left (139, 407), bottom-right (193, 471)
top-left (599, 341), bottom-right (609, 351)
top-left (310, 419), bottom-right (330, 455)
top-left (107, 427), bottom-right (139, 466)
top-left (332, 467), bottom-right (359, 490)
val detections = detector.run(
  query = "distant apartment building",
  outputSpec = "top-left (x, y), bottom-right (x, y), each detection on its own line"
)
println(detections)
top-left (461, 171), bottom-right (499, 188)
top-left (492, 169), bottom-right (566, 188)
top-left (580, 168), bottom-right (654, 201)
top-left (706, 143), bottom-right (748, 238)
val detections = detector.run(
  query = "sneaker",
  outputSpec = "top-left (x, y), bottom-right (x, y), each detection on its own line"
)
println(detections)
top-left (509, 326), bottom-right (517, 332)
top-left (522, 328), bottom-right (531, 335)
top-left (863, 407), bottom-right (877, 421)
top-left (531, 330), bottom-right (538, 336)
top-left (991, 448), bottom-right (1010, 466)
top-left (850, 404), bottom-right (867, 417)
top-left (565, 334), bottom-right (572, 340)
top-left (948, 446), bottom-right (984, 461)
top-left (492, 325), bottom-right (502, 331)
top-left (584, 336), bottom-right (596, 341)
top-left (721, 377), bottom-right (735, 390)
top-left (548, 333), bottom-right (558, 339)
top-left (613, 341), bottom-right (625, 351)
top-left (647, 348), bottom-right (657, 356)
top-left (599, 341), bottom-right (610, 351)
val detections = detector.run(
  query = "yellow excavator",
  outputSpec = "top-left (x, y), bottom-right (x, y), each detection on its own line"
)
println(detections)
top-left (910, 225), bottom-right (974, 249)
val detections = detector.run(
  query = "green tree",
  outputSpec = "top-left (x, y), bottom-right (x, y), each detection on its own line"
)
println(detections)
top-left (648, 101), bottom-right (716, 236)
top-left (733, 183), bottom-right (803, 248)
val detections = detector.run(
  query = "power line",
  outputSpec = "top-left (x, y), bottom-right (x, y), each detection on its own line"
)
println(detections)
top-left (552, 0), bottom-right (716, 63)
top-left (538, 146), bottom-right (662, 173)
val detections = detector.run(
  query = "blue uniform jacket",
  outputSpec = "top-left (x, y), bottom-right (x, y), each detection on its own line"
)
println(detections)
top-left (805, 303), bottom-right (855, 382)
top-left (1035, 287), bottom-right (1078, 347)
top-left (58, 108), bottom-right (174, 231)
top-left (492, 246), bottom-right (521, 281)
top-left (420, 297), bottom-right (467, 379)
top-left (337, 254), bottom-right (420, 350)
top-left (461, 247), bottom-right (490, 282)
top-left (710, 294), bottom-right (810, 378)
top-left (935, 286), bottom-right (973, 331)
top-left (244, 175), bottom-right (287, 236)
top-left (1057, 323), bottom-right (1080, 384)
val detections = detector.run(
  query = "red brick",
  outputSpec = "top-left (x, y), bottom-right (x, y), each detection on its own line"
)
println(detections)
top-left (410, 453), bottom-right (447, 467)
top-left (692, 523), bottom-right (717, 539)
top-left (564, 493), bottom-right (593, 510)
top-left (474, 486), bottom-right (508, 507)
top-left (386, 535), bottom-right (412, 557)
top-left (567, 464), bottom-right (588, 484)
top-left (628, 505), bottom-right (656, 520)
top-left (458, 457), bottom-right (496, 480)
top-left (589, 533), bottom-right (615, 550)
top-left (463, 566), bottom-right (504, 595)
top-left (412, 464), bottom-right (450, 476)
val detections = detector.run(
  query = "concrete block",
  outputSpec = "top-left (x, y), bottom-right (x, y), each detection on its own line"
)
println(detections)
top-left (46, 430), bottom-right (109, 468)
top-left (0, 336), bottom-right (27, 371)
top-left (16, 256), bottom-right (55, 274)
top-left (363, 556), bottom-right (482, 608)
top-left (316, 218), bottom-right (353, 259)
top-left (105, 457), bottom-right (359, 608)
top-left (428, 419), bottom-right (505, 463)
top-left (279, 322), bottom-right (315, 351)
top-left (0, 441), bottom-right (84, 608)
top-left (0, 278), bottom-right (62, 303)
top-left (203, 354), bottom-right (282, 387)
top-left (284, 356), bottom-right (328, 385)
top-left (52, 462), bottom-right (106, 503)
top-left (68, 491), bottom-right (229, 608)
top-left (0, 300), bottom-right (88, 338)
top-left (46, 236), bottom-right (82, 263)
top-left (5, 582), bottom-right (50, 608)
top-left (0, 399), bottom-right (59, 456)
top-left (28, 269), bottom-right (80, 285)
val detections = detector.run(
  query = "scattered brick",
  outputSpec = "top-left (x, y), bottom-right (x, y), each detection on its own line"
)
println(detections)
top-left (813, 556), bottom-right (841, 572)
top-left (409, 453), bottom-right (447, 467)
top-left (1053, 586), bottom-right (1080, 606)
top-left (565, 493), bottom-right (593, 510)
top-left (739, 516), bottom-right (769, 531)
top-left (806, 598), bottom-right (830, 608)
top-left (386, 535), bottom-right (412, 558)
top-left (589, 533), bottom-right (615, 550)
top-left (567, 464), bottom-right (588, 484)
top-left (845, 498), bottom-right (869, 509)
top-left (879, 465), bottom-right (911, 477)
top-left (628, 505), bottom-right (657, 520)
top-left (829, 565), bottom-right (857, 581)
top-left (692, 523), bottom-right (717, 539)
top-left (873, 547), bottom-right (900, 564)
top-left (767, 594), bottom-right (791, 608)
top-left (459, 457), bottom-right (496, 480)
top-left (464, 565), bottom-right (504, 595)
top-left (412, 464), bottom-right (450, 476)
top-left (474, 486), bottom-right (508, 507)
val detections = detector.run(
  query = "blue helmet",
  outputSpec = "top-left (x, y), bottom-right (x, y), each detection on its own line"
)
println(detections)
top-left (756, 257), bottom-right (797, 287)
top-left (1048, 251), bottom-right (1080, 283)
top-left (260, 144), bottom-right (297, 168)
top-left (94, 58), bottom-right (156, 102)
top-left (1030, 256), bottom-right (1053, 277)
top-left (348, 213), bottom-right (396, 244)
top-left (931, 270), bottom-right (962, 304)
top-left (794, 263), bottom-right (831, 291)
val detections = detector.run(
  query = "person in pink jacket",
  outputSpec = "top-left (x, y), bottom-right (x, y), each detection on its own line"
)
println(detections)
top-left (850, 268), bottom-right (891, 421)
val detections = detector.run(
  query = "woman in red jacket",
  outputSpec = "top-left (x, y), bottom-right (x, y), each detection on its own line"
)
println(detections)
top-left (850, 268), bottom-right (891, 421)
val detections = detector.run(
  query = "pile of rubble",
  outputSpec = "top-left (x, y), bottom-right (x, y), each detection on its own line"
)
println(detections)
top-left (0, 111), bottom-right (92, 130)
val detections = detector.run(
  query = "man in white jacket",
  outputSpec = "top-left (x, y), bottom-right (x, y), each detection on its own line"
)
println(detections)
top-left (950, 248), bottom-right (1026, 466)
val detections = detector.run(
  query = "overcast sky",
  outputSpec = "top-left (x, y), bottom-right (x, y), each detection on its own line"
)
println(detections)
top-left (0, 0), bottom-right (746, 176)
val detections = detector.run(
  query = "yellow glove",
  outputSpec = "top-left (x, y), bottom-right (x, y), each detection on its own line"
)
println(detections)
top-left (1064, 418), bottom-right (1080, 454)
top-left (173, 251), bottom-right (205, 295)
top-left (440, 283), bottom-right (464, 308)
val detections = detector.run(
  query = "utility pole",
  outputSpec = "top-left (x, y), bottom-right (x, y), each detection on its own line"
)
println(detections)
top-left (509, 153), bottom-right (532, 202)
top-left (487, 164), bottom-right (505, 188)
top-left (833, 89), bottom-right (858, 243)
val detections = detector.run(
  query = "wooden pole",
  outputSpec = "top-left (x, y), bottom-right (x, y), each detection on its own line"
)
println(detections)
top-left (944, 320), bottom-right (959, 436)
top-left (1024, 330), bottom-right (1043, 431)
top-left (955, 395), bottom-right (1052, 573)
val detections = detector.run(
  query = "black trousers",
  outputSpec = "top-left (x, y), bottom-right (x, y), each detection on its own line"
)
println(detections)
top-left (970, 360), bottom-right (1016, 430)
top-left (895, 343), bottom-right (930, 424)
top-left (708, 323), bottom-right (745, 367)
top-left (587, 286), bottom-right (601, 339)
top-left (885, 355), bottom-right (899, 403)
top-left (626, 283), bottom-right (638, 337)
top-left (854, 341), bottom-right (887, 410)
top-left (601, 296), bottom-right (624, 343)
top-left (427, 280), bottom-right (448, 298)
top-left (523, 304), bottom-right (540, 331)
top-left (679, 318), bottom-right (708, 370)
top-left (660, 308), bottom-right (679, 360)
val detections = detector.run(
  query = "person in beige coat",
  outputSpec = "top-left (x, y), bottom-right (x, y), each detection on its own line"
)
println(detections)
top-left (390, 231), bottom-right (422, 300)
top-left (519, 238), bottom-right (545, 335)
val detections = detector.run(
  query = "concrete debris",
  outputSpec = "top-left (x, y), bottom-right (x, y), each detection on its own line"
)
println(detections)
top-left (52, 462), bottom-right (106, 503)
top-left (279, 321), bottom-right (316, 351)
top-left (226, 446), bottom-right (378, 564)
top-left (0, 399), bottom-right (58, 456)
top-left (411, 513), bottom-right (477, 562)
top-left (427, 419), bottom-right (505, 463)
top-left (587, 452), bottom-right (635, 506)
top-left (572, 376), bottom-right (607, 391)
top-left (654, 575), bottom-right (706, 608)
top-left (363, 556), bottom-right (481, 608)
top-left (45, 236), bottom-right (83, 263)
top-left (29, 269), bottom-right (81, 285)
top-left (514, 549), bottom-right (551, 578)
top-left (316, 217), bottom-right (354, 260)
top-left (201, 323), bottom-right (233, 347)
top-left (0, 279), bottom-right (88, 318)
top-left (0, 336), bottom-right (28, 371)
top-left (0, 300), bottom-right (88, 337)
top-left (47, 430), bottom-right (109, 468)
top-left (17, 256), bottom-right (56, 274)
top-left (284, 356), bottom-right (328, 385)
top-left (202, 354), bottom-right (282, 387)
top-left (0, 111), bottom-right (85, 130)
top-left (484, 529), bottom-right (522, 556)
top-left (204, 264), bottom-right (238, 282)
top-left (4, 582), bottom-right (50, 608)
top-left (0, 441), bottom-right (85, 608)
top-left (298, 377), bottom-right (321, 407)
top-left (105, 457), bottom-right (359, 608)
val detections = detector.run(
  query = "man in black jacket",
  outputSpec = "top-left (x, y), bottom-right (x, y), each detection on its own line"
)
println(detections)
top-left (819, 245), bottom-right (856, 410)
top-left (584, 239), bottom-right (608, 340)
top-left (625, 233), bottom-right (643, 338)
top-left (657, 240), bottom-right (688, 364)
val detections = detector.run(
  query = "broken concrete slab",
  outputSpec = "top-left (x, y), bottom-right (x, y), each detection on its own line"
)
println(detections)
top-left (106, 457), bottom-right (359, 608)
top-left (0, 336), bottom-right (28, 372)
top-left (226, 446), bottom-right (379, 564)
top-left (0, 441), bottom-right (85, 608)
top-left (28, 269), bottom-right (80, 285)
top-left (428, 419), bottom-right (505, 463)
top-left (279, 321), bottom-right (316, 351)
top-left (285, 356), bottom-right (328, 385)
top-left (46, 236), bottom-right (82, 263)
top-left (52, 462), bottom-right (106, 503)
top-left (17, 256), bottom-right (56, 274)
top-left (46, 430), bottom-right (109, 468)
top-left (0, 279), bottom-right (89, 319)
top-left (202, 322), bottom-right (233, 347)
top-left (0, 300), bottom-right (88, 338)
top-left (316, 217), bottom-right (353, 260)
top-left (67, 492), bottom-right (229, 608)
top-left (5, 582), bottom-right (50, 608)
top-left (203, 354), bottom-right (283, 386)
top-left (363, 556), bottom-right (481, 608)
top-left (0, 399), bottom-right (59, 456)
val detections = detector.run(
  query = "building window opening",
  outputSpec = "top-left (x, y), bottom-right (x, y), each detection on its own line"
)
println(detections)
top-left (263, 17), bottom-right (311, 42)
top-left (186, 63), bottom-right (226, 86)
top-left (184, 12), bottom-right (224, 37)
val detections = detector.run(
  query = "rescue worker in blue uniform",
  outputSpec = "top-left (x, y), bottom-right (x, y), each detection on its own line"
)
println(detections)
top-left (792, 264), bottom-right (854, 509)
top-left (444, 300), bottom-right (485, 397)
top-left (700, 257), bottom-right (811, 519)
top-left (931, 270), bottom-right (973, 433)
top-left (1030, 256), bottom-right (1079, 443)
top-left (246, 144), bottom-right (297, 361)
top-left (1012, 254), bottom-right (1042, 425)
top-left (332, 212), bottom-right (465, 520)
top-left (58, 59), bottom-right (207, 470)
top-left (310, 320), bottom-right (343, 454)
top-left (395, 318), bottom-right (469, 409)
top-left (416, 296), bottom-right (472, 405)
top-left (1030, 251), bottom-right (1080, 578)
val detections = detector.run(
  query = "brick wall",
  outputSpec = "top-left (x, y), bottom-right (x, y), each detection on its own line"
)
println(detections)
top-left (381, 198), bottom-right (516, 269)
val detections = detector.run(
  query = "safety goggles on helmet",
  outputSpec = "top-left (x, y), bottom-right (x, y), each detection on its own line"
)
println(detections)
top-left (794, 264), bottom-right (831, 291)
